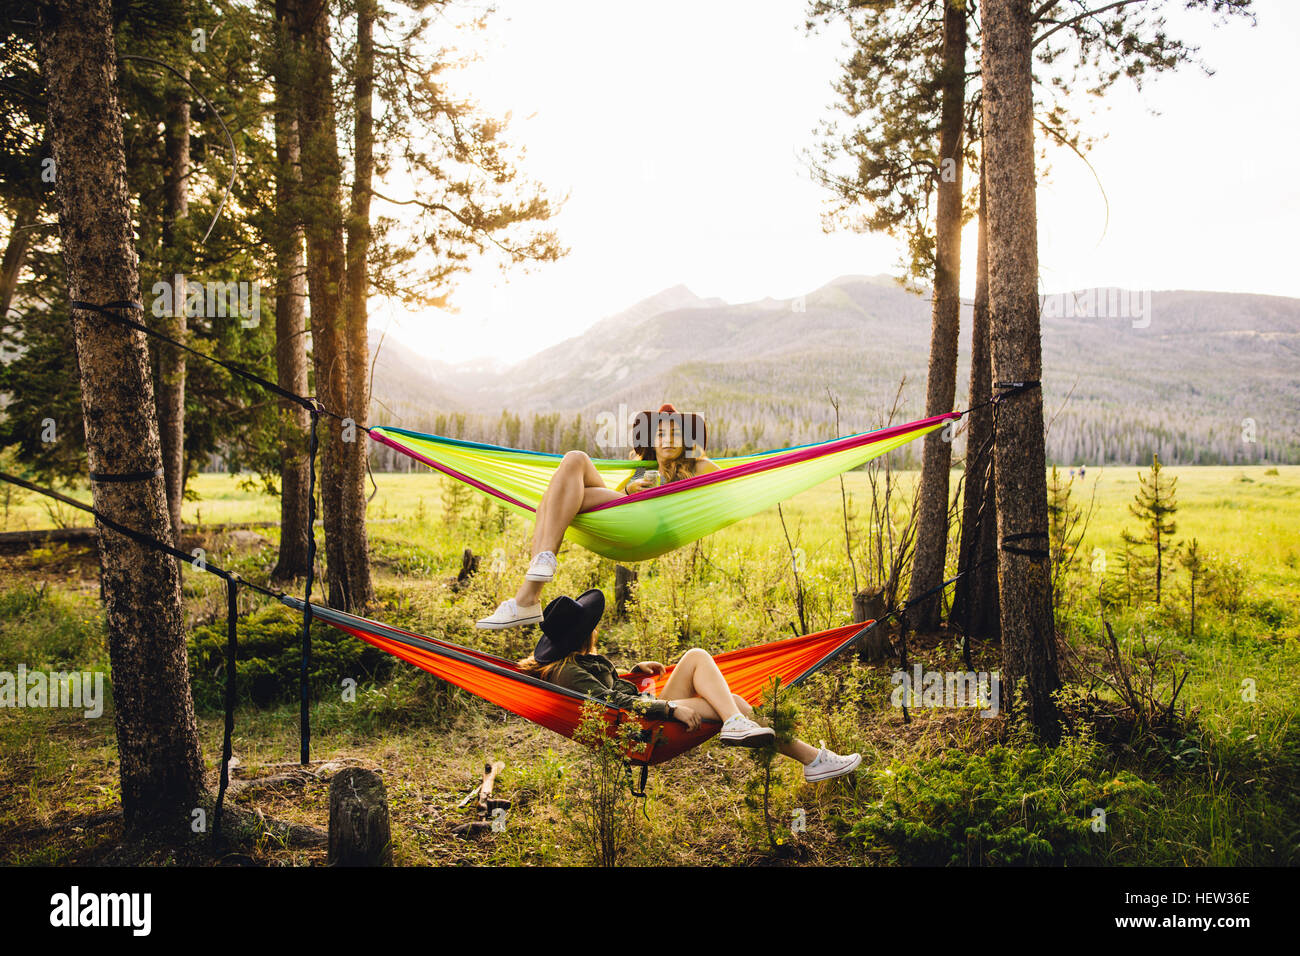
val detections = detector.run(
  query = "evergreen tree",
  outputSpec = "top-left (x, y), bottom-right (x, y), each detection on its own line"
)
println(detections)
top-left (1122, 453), bottom-right (1179, 605)
top-left (1046, 465), bottom-right (1084, 608)
top-left (1179, 537), bottom-right (1204, 639)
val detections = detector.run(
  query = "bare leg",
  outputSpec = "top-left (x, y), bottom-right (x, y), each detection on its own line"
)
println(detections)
top-left (660, 649), bottom-right (818, 763)
top-left (514, 451), bottom-right (620, 606)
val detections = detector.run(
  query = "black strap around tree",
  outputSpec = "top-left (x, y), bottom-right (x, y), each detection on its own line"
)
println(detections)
top-left (88, 468), bottom-right (164, 483)
top-left (1000, 531), bottom-right (1051, 559)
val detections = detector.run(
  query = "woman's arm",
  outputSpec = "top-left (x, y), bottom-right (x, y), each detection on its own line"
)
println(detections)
top-left (554, 661), bottom-right (673, 719)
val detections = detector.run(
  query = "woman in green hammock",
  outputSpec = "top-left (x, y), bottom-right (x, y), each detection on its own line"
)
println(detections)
top-left (518, 588), bottom-right (861, 781)
top-left (477, 403), bottom-right (717, 629)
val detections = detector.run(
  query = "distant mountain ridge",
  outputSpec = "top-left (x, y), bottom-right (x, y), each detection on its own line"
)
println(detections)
top-left (369, 276), bottom-right (1300, 465)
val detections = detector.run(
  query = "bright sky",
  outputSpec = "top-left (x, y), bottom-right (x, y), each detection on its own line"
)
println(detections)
top-left (374, 0), bottom-right (1300, 365)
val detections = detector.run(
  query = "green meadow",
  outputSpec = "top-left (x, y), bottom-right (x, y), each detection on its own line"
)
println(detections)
top-left (1, 464), bottom-right (1297, 865)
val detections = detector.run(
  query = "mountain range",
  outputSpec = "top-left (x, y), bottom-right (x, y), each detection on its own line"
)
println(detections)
top-left (368, 275), bottom-right (1300, 466)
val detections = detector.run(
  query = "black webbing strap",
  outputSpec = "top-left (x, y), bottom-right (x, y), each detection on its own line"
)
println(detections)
top-left (626, 761), bottom-right (650, 798)
top-left (213, 577), bottom-right (239, 843)
top-left (994, 379), bottom-right (1040, 397)
top-left (1000, 531), bottom-right (1050, 559)
top-left (959, 379), bottom-right (1041, 419)
top-left (70, 299), bottom-right (342, 422)
top-left (625, 761), bottom-right (651, 821)
top-left (300, 408), bottom-right (320, 766)
top-left (88, 468), bottom-right (164, 483)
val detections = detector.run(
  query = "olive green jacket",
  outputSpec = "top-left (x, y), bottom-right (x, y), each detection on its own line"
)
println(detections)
top-left (548, 653), bottom-right (673, 720)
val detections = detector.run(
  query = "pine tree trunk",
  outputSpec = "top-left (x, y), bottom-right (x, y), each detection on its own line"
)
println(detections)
top-left (952, 156), bottom-right (1001, 641)
top-left (290, 0), bottom-right (355, 609)
top-left (0, 198), bottom-right (38, 319)
top-left (907, 0), bottom-right (966, 631)
top-left (38, 0), bottom-right (206, 833)
top-left (270, 6), bottom-right (311, 581)
top-left (157, 78), bottom-right (189, 543)
top-left (342, 0), bottom-right (376, 608)
top-left (981, 0), bottom-right (1060, 741)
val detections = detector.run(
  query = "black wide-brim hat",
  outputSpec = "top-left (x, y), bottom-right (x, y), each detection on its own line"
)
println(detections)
top-left (533, 588), bottom-right (606, 665)
top-left (632, 405), bottom-right (707, 461)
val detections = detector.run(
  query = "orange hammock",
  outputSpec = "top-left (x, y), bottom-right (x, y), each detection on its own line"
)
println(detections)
top-left (284, 597), bottom-right (870, 767)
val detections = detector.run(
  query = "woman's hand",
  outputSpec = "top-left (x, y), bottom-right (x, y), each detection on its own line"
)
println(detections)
top-left (626, 473), bottom-right (661, 495)
top-left (632, 661), bottom-right (666, 676)
top-left (670, 701), bottom-right (701, 731)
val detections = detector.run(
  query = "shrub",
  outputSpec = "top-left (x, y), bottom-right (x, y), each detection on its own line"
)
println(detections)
top-left (563, 700), bottom-right (647, 867)
top-left (844, 729), bottom-right (1156, 865)
top-left (0, 585), bottom-right (105, 671)
top-left (188, 603), bottom-right (394, 710)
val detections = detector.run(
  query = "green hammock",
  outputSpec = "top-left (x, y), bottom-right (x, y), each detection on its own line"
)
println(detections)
top-left (369, 411), bottom-right (957, 562)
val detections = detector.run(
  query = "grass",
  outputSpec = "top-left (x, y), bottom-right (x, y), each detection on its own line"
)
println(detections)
top-left (0, 464), bottom-right (1296, 866)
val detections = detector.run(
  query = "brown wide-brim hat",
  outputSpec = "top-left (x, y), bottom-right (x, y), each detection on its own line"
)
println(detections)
top-left (632, 403), bottom-right (707, 461)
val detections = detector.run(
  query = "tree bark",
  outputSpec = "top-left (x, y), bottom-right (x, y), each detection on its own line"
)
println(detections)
top-left (290, 0), bottom-right (355, 609)
top-left (981, 0), bottom-right (1060, 741)
top-left (37, 0), bottom-right (206, 833)
top-left (341, 0), bottom-right (376, 608)
top-left (156, 77), bottom-right (189, 543)
top-left (0, 198), bottom-right (38, 320)
top-left (270, 2), bottom-right (311, 581)
top-left (0, 130), bottom-right (48, 320)
top-left (906, 0), bottom-right (966, 631)
top-left (952, 155), bottom-right (1001, 642)
top-left (613, 564), bottom-right (637, 619)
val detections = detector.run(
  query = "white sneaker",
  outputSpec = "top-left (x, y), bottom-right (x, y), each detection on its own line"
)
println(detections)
top-left (803, 747), bottom-right (861, 782)
top-left (476, 599), bottom-right (543, 630)
top-left (719, 714), bottom-right (776, 748)
top-left (524, 551), bottom-right (558, 582)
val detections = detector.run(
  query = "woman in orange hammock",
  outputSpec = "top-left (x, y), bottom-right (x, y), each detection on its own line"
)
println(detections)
top-left (518, 588), bottom-right (862, 782)
top-left (477, 403), bottom-right (717, 630)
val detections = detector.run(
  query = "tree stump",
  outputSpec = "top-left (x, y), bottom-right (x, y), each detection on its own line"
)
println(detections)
top-left (853, 588), bottom-right (892, 663)
top-left (328, 768), bottom-right (391, 866)
top-left (614, 565), bottom-right (638, 619)
top-left (451, 547), bottom-right (480, 592)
